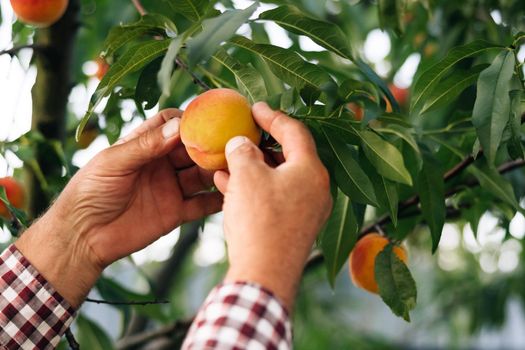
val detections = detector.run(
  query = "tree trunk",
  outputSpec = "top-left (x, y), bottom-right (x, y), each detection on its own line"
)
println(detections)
top-left (29, 0), bottom-right (80, 217)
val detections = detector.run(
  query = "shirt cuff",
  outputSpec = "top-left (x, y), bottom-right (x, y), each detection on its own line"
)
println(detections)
top-left (182, 281), bottom-right (292, 350)
top-left (0, 244), bottom-right (76, 350)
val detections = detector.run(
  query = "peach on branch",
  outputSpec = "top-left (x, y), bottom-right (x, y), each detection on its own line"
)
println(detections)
top-left (10, 0), bottom-right (68, 27)
top-left (0, 177), bottom-right (25, 218)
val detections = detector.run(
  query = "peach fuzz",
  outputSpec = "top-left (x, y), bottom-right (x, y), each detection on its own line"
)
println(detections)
top-left (10, 0), bottom-right (68, 27)
top-left (349, 233), bottom-right (407, 294)
top-left (180, 89), bottom-right (261, 170)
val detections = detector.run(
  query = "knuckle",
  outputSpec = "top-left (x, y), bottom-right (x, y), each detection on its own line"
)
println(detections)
top-left (138, 131), bottom-right (161, 153)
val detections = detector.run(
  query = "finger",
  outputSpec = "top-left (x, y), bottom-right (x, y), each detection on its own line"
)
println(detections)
top-left (177, 166), bottom-right (215, 197)
top-left (225, 136), bottom-right (267, 176)
top-left (115, 109), bottom-right (182, 145)
top-left (213, 170), bottom-right (229, 194)
top-left (182, 192), bottom-right (224, 222)
top-left (107, 117), bottom-right (181, 171)
top-left (168, 143), bottom-right (195, 169)
top-left (252, 102), bottom-right (317, 162)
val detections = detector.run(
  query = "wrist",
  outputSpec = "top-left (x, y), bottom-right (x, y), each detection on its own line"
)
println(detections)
top-left (15, 206), bottom-right (102, 308)
top-left (224, 258), bottom-right (304, 312)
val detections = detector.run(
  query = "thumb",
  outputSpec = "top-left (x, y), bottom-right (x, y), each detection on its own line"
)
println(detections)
top-left (225, 136), bottom-right (266, 175)
top-left (109, 117), bottom-right (180, 171)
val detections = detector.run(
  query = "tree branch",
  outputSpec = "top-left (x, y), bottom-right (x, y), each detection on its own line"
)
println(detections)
top-left (304, 157), bottom-right (525, 270)
top-left (116, 319), bottom-right (193, 350)
top-left (131, 0), bottom-right (147, 16)
top-left (65, 328), bottom-right (80, 350)
top-left (175, 58), bottom-right (211, 91)
top-left (85, 298), bottom-right (169, 306)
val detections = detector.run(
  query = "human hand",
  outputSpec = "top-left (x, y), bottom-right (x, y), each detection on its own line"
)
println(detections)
top-left (214, 102), bottom-right (332, 310)
top-left (16, 109), bottom-right (223, 307)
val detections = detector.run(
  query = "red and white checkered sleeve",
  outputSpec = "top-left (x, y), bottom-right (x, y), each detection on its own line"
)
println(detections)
top-left (182, 282), bottom-right (292, 350)
top-left (0, 244), bottom-right (76, 350)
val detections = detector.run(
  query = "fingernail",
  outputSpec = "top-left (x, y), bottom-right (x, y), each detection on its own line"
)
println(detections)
top-left (226, 136), bottom-right (249, 156)
top-left (253, 101), bottom-right (270, 112)
top-left (162, 118), bottom-right (180, 139)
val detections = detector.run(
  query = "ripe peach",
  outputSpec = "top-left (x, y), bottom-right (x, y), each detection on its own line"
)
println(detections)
top-left (180, 89), bottom-right (261, 170)
top-left (95, 58), bottom-right (110, 81)
top-left (385, 84), bottom-right (409, 112)
top-left (0, 177), bottom-right (25, 218)
top-left (349, 233), bottom-right (407, 294)
top-left (347, 102), bottom-right (364, 121)
top-left (10, 0), bottom-right (68, 27)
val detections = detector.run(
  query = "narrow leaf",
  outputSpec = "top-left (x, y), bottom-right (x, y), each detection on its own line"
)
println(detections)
top-left (162, 0), bottom-right (210, 22)
top-left (101, 14), bottom-right (177, 58)
top-left (508, 90), bottom-right (524, 159)
top-left (158, 36), bottom-right (184, 95)
top-left (212, 48), bottom-right (267, 103)
top-left (187, 4), bottom-right (257, 66)
top-left (321, 127), bottom-right (378, 206)
top-left (77, 315), bottom-right (115, 350)
top-left (78, 40), bottom-right (170, 139)
top-left (258, 5), bottom-right (353, 59)
top-left (321, 191), bottom-right (359, 287)
top-left (360, 130), bottom-right (413, 185)
top-left (230, 36), bottom-right (333, 91)
top-left (375, 244), bottom-right (417, 322)
top-left (411, 40), bottom-right (503, 114)
top-left (472, 50), bottom-right (516, 165)
top-left (418, 154), bottom-right (445, 252)
top-left (470, 161), bottom-right (519, 210)
top-left (421, 64), bottom-right (488, 114)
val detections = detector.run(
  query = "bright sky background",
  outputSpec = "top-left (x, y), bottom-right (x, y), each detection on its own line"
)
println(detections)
top-left (0, 0), bottom-right (524, 273)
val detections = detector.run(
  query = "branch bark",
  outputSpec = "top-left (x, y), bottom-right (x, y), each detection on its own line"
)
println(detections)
top-left (28, 0), bottom-right (81, 217)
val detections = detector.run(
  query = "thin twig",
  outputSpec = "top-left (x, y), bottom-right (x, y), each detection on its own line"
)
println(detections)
top-left (65, 328), bottom-right (80, 350)
top-left (175, 58), bottom-right (212, 91)
top-left (116, 319), bottom-right (194, 350)
top-left (85, 298), bottom-right (169, 306)
top-left (304, 157), bottom-right (525, 271)
top-left (131, 0), bottom-right (147, 16)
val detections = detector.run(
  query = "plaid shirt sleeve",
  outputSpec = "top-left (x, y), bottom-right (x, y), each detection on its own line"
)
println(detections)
top-left (0, 244), bottom-right (76, 350)
top-left (182, 282), bottom-right (292, 350)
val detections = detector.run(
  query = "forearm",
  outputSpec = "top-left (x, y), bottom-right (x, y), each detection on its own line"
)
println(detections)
top-left (14, 204), bottom-right (101, 308)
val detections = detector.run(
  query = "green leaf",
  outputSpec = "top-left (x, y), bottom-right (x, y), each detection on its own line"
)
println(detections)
top-left (378, 0), bottom-right (407, 35)
top-left (411, 40), bottom-right (503, 114)
top-left (320, 127), bottom-right (378, 206)
top-left (78, 39), bottom-right (171, 140)
top-left (158, 36), bottom-right (184, 96)
top-left (420, 64), bottom-right (488, 115)
top-left (372, 125), bottom-right (420, 156)
top-left (417, 154), bottom-right (445, 253)
top-left (0, 187), bottom-right (28, 229)
top-left (355, 59), bottom-right (399, 113)
top-left (163, 0), bottom-right (210, 22)
top-left (135, 57), bottom-right (163, 110)
top-left (102, 14), bottom-right (177, 58)
top-left (360, 130), bottom-right (413, 186)
top-left (187, 4), bottom-right (257, 66)
top-left (212, 49), bottom-right (268, 103)
top-left (258, 5), bottom-right (353, 59)
top-left (230, 36), bottom-right (333, 91)
top-left (321, 191), bottom-right (359, 287)
top-left (472, 50), bottom-right (516, 165)
top-left (470, 161), bottom-right (519, 210)
top-left (375, 244), bottom-right (417, 322)
top-left (77, 315), bottom-right (115, 350)
top-left (508, 90), bottom-right (524, 159)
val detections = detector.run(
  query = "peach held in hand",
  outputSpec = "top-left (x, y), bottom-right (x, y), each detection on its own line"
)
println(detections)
top-left (180, 89), bottom-right (261, 170)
